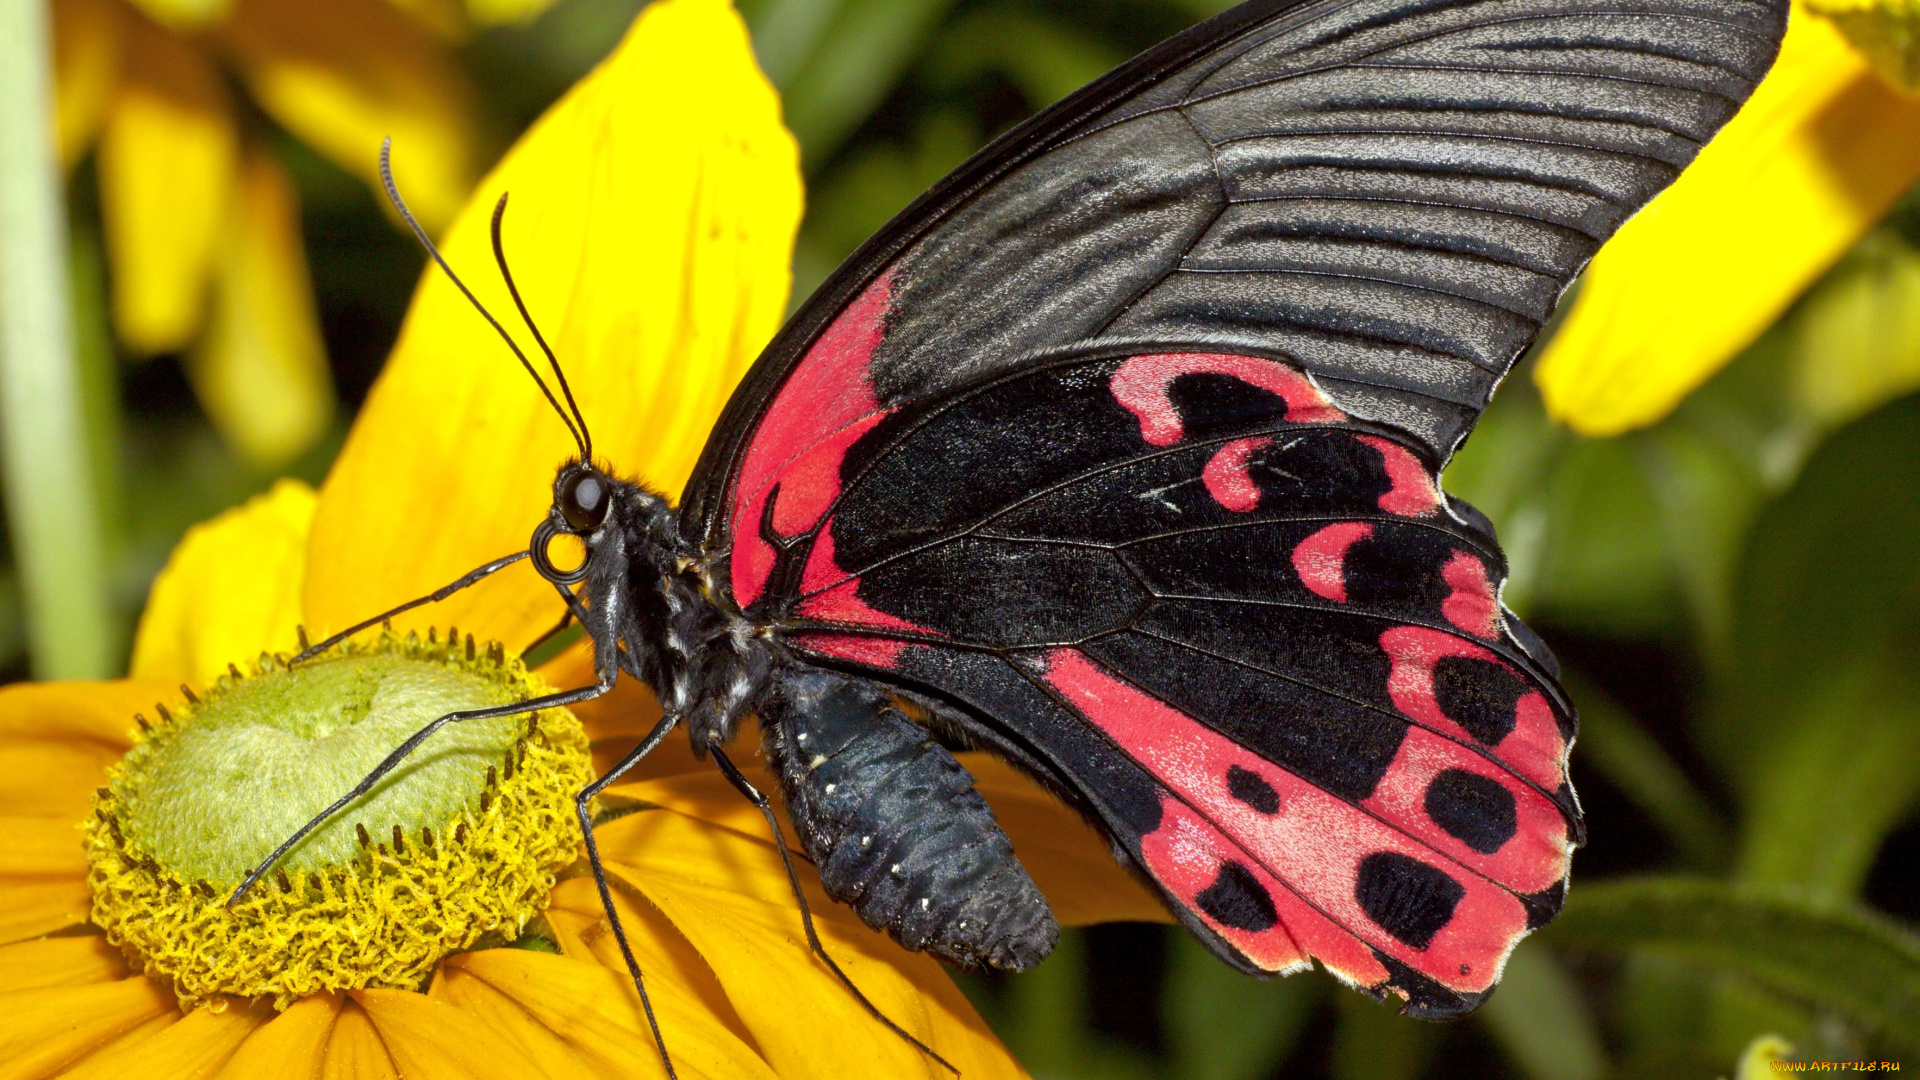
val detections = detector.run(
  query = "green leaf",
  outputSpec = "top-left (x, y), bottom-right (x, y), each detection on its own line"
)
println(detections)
top-left (773, 0), bottom-right (959, 162)
top-left (1439, 374), bottom-right (1563, 616)
top-left (1719, 394), bottom-right (1920, 896)
top-left (925, 8), bottom-right (1129, 109)
top-left (1529, 434), bottom-right (1680, 636)
top-left (1164, 933), bottom-right (1319, 1080)
top-left (1001, 929), bottom-right (1158, 1080)
top-left (1542, 876), bottom-right (1920, 1052)
top-left (1329, 991), bottom-right (1438, 1080)
top-left (1565, 674), bottom-right (1729, 871)
top-left (1786, 228), bottom-right (1920, 434)
top-left (1632, 422), bottom-right (1770, 667)
top-left (1477, 940), bottom-right (1607, 1080)
top-left (790, 109), bottom-right (981, 300)
top-left (743, 0), bottom-right (847, 86)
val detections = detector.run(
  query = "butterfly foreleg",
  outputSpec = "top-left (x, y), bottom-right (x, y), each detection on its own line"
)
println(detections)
top-left (575, 711), bottom-right (682, 1080)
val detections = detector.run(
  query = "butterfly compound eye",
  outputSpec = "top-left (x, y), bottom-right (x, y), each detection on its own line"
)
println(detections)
top-left (560, 471), bottom-right (609, 532)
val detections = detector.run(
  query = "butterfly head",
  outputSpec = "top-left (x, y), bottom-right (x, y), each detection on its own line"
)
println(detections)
top-left (531, 459), bottom-right (676, 588)
top-left (554, 462), bottom-right (611, 534)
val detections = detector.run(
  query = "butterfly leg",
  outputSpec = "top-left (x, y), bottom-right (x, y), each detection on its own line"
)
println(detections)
top-left (575, 712), bottom-right (683, 1080)
top-left (708, 742), bottom-right (959, 1075)
top-left (291, 550), bottom-right (532, 663)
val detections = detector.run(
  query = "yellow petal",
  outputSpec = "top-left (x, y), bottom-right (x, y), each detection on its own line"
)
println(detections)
top-left (0, 741), bottom-right (120, 819)
top-left (427, 969), bottom-right (597, 1075)
top-left (0, 937), bottom-right (128, 994)
top-left (0, 817), bottom-right (88, 877)
top-left (186, 147), bottom-right (336, 467)
top-left (462, 0), bottom-right (561, 26)
top-left (126, 0), bottom-right (231, 30)
top-left (130, 479), bottom-right (315, 687)
top-left (60, 999), bottom-right (270, 1080)
top-left (965, 754), bottom-right (1171, 926)
top-left (0, 879), bottom-right (95, 946)
top-left (0, 978), bottom-right (174, 1080)
top-left (0, 679), bottom-right (157, 746)
top-left (218, 0), bottom-right (475, 233)
top-left (597, 807), bottom-right (1027, 1079)
top-left (80, 1011), bottom-right (186, 1069)
top-left (544, 876), bottom-right (756, 1046)
top-left (451, 947), bottom-right (779, 1080)
top-left (356, 988), bottom-right (566, 1080)
top-left (380, 0), bottom-right (468, 40)
top-left (97, 12), bottom-right (234, 354)
top-left (0, 680), bottom-right (159, 821)
top-left (213, 994), bottom-right (342, 1080)
top-left (1789, 228), bottom-right (1920, 427)
top-left (318, 1000), bottom-right (398, 1080)
top-left (1535, 3), bottom-right (1920, 435)
top-left (52, 0), bottom-right (122, 170)
top-left (304, 0), bottom-right (801, 652)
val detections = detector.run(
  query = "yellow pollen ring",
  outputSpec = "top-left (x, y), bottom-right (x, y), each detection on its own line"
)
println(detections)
top-left (84, 632), bottom-right (593, 1008)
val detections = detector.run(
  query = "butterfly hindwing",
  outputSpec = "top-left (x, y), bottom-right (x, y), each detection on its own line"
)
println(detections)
top-left (678, 0), bottom-right (1787, 1009)
top-left (769, 347), bottom-right (1574, 1010)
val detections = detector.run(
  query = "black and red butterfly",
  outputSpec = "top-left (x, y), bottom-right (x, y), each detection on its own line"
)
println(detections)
top-left (238, 0), bottom-right (1788, 1071)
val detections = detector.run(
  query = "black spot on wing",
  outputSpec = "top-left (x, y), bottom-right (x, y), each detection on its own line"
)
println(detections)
top-left (1432, 654), bottom-right (1530, 745)
top-left (1227, 764), bottom-right (1281, 814)
top-left (1196, 860), bottom-right (1280, 932)
top-left (1355, 851), bottom-right (1465, 949)
top-left (1423, 768), bottom-right (1519, 855)
top-left (1522, 876), bottom-right (1569, 929)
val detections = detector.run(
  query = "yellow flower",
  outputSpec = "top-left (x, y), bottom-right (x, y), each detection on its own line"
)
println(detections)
top-left (0, 1), bottom-right (1165, 1074)
top-left (1534, 1), bottom-right (1920, 436)
top-left (50, 0), bottom-right (480, 466)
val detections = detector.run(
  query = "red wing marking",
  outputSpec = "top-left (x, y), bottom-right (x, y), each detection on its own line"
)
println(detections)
top-left (1361, 727), bottom-right (1571, 893)
top-left (1293, 522), bottom-right (1374, 602)
top-left (770, 412), bottom-right (892, 538)
top-left (731, 271), bottom-right (896, 608)
top-left (798, 519), bottom-right (852, 595)
top-left (1043, 648), bottom-right (1528, 993)
top-left (1201, 437), bottom-right (1274, 513)
top-left (1141, 800), bottom-right (1341, 978)
top-left (1111, 354), bottom-right (1346, 446)
top-left (1439, 552), bottom-right (1500, 638)
top-left (1379, 627), bottom-right (1567, 792)
top-left (791, 632), bottom-right (912, 670)
top-left (1355, 436), bottom-right (1440, 517)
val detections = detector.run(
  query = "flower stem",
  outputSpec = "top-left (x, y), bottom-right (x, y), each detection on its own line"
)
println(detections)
top-left (0, 0), bottom-right (114, 678)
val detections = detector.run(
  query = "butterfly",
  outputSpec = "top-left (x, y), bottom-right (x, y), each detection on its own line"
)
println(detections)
top-left (238, 0), bottom-right (1788, 1072)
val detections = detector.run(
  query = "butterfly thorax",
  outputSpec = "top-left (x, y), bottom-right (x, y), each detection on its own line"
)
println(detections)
top-left (572, 471), bottom-right (774, 751)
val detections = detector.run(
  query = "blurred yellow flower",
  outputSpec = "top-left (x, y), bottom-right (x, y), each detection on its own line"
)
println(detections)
top-left (0, 1), bottom-right (1165, 1074)
top-left (1535, 1), bottom-right (1920, 435)
top-left (49, 0), bottom-right (481, 466)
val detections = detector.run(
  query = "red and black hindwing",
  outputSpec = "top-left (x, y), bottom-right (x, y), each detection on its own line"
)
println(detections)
top-left (677, 0), bottom-right (1786, 1013)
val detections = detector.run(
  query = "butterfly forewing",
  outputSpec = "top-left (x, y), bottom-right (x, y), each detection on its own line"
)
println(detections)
top-left (678, 0), bottom-right (1787, 1012)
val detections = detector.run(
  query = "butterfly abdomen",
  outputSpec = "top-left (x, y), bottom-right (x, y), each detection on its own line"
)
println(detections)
top-left (761, 667), bottom-right (1060, 971)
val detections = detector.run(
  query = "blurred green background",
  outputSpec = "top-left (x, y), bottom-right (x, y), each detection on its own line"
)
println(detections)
top-left (6, 0), bottom-right (1920, 1075)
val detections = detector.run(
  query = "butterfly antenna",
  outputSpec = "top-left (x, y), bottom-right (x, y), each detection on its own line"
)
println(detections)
top-left (378, 139), bottom-right (586, 458)
top-left (490, 193), bottom-right (592, 461)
